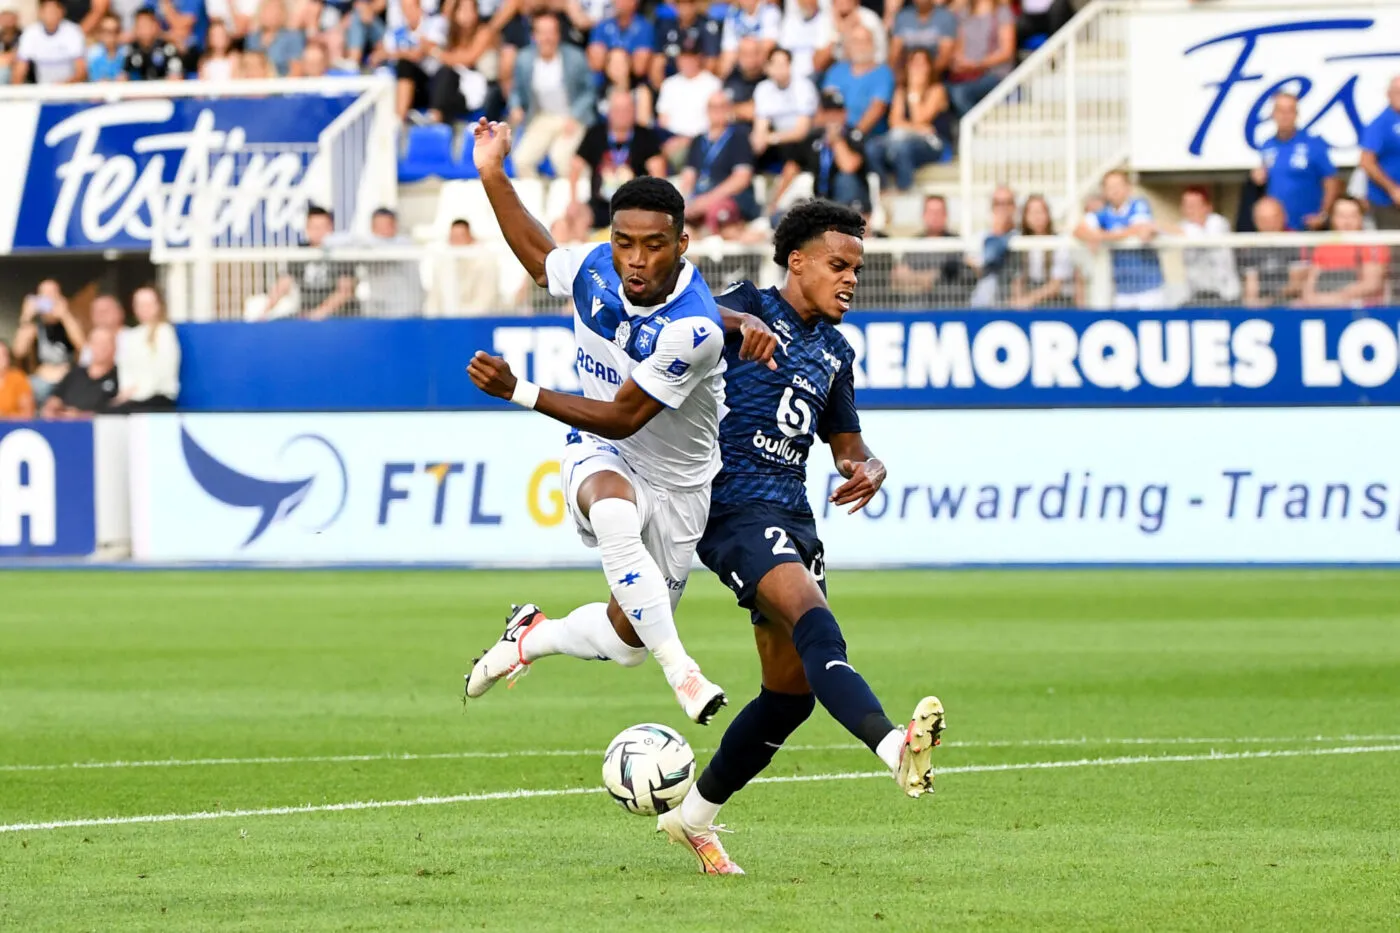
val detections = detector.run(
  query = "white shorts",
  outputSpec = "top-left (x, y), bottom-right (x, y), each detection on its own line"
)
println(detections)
top-left (560, 431), bottom-right (711, 610)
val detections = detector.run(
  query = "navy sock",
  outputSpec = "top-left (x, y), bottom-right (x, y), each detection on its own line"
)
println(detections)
top-left (792, 606), bottom-right (896, 752)
top-left (696, 688), bottom-right (815, 805)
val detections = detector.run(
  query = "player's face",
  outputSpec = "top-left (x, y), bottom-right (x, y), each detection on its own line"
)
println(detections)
top-left (610, 209), bottom-right (689, 305)
top-left (794, 231), bottom-right (863, 322)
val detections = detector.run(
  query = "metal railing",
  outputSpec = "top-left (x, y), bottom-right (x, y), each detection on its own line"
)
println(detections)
top-left (154, 232), bottom-right (1400, 320)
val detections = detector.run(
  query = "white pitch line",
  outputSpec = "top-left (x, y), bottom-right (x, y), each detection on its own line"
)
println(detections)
top-left (3, 743), bottom-right (1397, 835)
top-left (3, 734), bottom-right (1398, 774)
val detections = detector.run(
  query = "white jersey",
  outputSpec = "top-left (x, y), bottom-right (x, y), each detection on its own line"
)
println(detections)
top-left (545, 242), bottom-right (727, 491)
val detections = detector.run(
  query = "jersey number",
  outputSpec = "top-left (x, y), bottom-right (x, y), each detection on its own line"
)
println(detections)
top-left (777, 387), bottom-right (814, 439)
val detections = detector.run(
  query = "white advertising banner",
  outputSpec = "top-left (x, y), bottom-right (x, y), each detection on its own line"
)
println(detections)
top-left (1127, 6), bottom-right (1399, 171)
top-left (127, 410), bottom-right (1400, 565)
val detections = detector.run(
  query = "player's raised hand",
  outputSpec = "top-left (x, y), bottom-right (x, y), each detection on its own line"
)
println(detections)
top-left (471, 118), bottom-right (513, 172)
top-left (736, 314), bottom-right (779, 370)
top-left (830, 458), bottom-right (887, 514)
top-left (467, 350), bottom-right (518, 400)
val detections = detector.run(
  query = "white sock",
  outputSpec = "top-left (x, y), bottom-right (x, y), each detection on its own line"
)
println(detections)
top-left (875, 728), bottom-right (905, 772)
top-left (679, 784), bottom-right (722, 831)
top-left (589, 498), bottom-right (695, 686)
top-left (521, 602), bottom-right (647, 667)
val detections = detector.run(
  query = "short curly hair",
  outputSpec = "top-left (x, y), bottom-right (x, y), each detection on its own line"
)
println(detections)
top-left (610, 177), bottom-right (686, 236)
top-left (772, 199), bottom-right (865, 268)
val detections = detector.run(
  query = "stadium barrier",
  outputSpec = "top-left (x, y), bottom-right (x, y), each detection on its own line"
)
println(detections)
top-left (153, 232), bottom-right (1400, 321)
top-left (99, 408), bottom-right (1400, 565)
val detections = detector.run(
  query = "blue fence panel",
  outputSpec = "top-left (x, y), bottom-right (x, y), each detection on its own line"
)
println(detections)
top-left (0, 421), bottom-right (95, 557)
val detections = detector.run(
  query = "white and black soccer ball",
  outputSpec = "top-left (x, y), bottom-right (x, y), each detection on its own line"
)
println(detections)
top-left (601, 723), bottom-right (696, 816)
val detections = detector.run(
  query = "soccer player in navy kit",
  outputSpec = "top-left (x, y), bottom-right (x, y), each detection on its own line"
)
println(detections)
top-left (655, 200), bottom-right (946, 874)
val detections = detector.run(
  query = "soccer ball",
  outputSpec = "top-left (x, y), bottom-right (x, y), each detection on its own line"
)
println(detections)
top-left (601, 723), bottom-right (696, 815)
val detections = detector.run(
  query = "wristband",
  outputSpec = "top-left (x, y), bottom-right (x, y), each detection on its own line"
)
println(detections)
top-left (510, 379), bottom-right (540, 410)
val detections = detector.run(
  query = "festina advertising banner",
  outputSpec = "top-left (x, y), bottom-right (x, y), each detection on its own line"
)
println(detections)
top-left (0, 94), bottom-right (359, 251)
top-left (1128, 6), bottom-right (1399, 171)
top-left (127, 409), bottom-right (1400, 566)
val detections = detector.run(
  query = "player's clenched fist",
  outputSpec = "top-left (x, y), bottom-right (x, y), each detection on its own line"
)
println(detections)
top-left (736, 313), bottom-right (780, 370)
top-left (467, 350), bottom-right (518, 400)
top-left (829, 458), bottom-right (886, 514)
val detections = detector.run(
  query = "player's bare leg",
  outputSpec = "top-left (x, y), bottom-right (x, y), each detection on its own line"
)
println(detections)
top-left (466, 470), bottom-right (725, 723)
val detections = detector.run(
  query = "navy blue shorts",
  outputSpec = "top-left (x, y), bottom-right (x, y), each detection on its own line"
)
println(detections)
top-left (698, 502), bottom-right (827, 623)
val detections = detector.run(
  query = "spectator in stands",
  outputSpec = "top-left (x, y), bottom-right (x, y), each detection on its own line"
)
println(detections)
top-left (1075, 169), bottom-right (1168, 310)
top-left (86, 14), bottom-right (125, 81)
top-left (725, 37), bottom-right (767, 126)
top-left (13, 281), bottom-right (84, 407)
top-left (1010, 193), bottom-right (1074, 308)
top-left (0, 9), bottom-right (21, 85)
top-left (1298, 197), bottom-right (1390, 307)
top-left (587, 0), bottom-right (651, 79)
top-left (375, 0), bottom-right (447, 117)
top-left (424, 0), bottom-right (498, 122)
top-left (651, 0), bottom-right (720, 87)
top-left (0, 340), bottom-right (33, 419)
top-left (551, 199), bottom-right (593, 243)
top-left (320, 23), bottom-right (364, 73)
top-left (198, 20), bottom-right (240, 78)
top-left (947, 0), bottom-right (1015, 115)
top-left (297, 37), bottom-right (330, 76)
top-left (968, 185), bottom-right (1016, 307)
top-left (679, 91), bottom-right (759, 234)
top-left (1016, 0), bottom-right (1073, 48)
top-left (361, 207), bottom-right (427, 316)
top-left (719, 0), bottom-right (779, 76)
top-left (751, 47), bottom-right (817, 167)
top-left (507, 13), bottom-right (594, 179)
top-left (1240, 196), bottom-right (1305, 308)
top-left (1253, 91), bottom-right (1338, 232)
top-left (345, 0), bottom-right (388, 67)
top-left (823, 25), bottom-right (894, 137)
top-left (831, 0), bottom-right (887, 65)
top-left (240, 48), bottom-right (272, 77)
top-left (14, 0), bottom-right (87, 84)
top-left (892, 194), bottom-right (973, 305)
top-left (204, 0), bottom-right (258, 43)
top-left (41, 327), bottom-right (118, 420)
top-left (1168, 186), bottom-right (1240, 304)
top-left (80, 294), bottom-right (130, 366)
top-left (111, 287), bottom-right (180, 412)
top-left (598, 47), bottom-right (653, 125)
top-left (777, 0), bottom-right (831, 84)
top-left (656, 34), bottom-right (722, 162)
top-left (770, 89), bottom-right (868, 218)
top-left (574, 89), bottom-right (667, 229)
top-left (1360, 75), bottom-right (1400, 230)
top-left (435, 218), bottom-right (501, 314)
top-left (496, 0), bottom-right (570, 103)
top-left (891, 0), bottom-right (955, 76)
top-left (245, 0), bottom-right (307, 77)
top-left (865, 47), bottom-right (947, 192)
top-left (262, 206), bottom-right (357, 319)
top-left (151, 0), bottom-right (210, 73)
top-left (123, 8), bottom-right (184, 79)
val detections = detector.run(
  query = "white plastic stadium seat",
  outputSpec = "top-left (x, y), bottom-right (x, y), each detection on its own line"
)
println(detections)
top-left (433, 179), bottom-right (546, 242)
top-left (543, 178), bottom-right (588, 225)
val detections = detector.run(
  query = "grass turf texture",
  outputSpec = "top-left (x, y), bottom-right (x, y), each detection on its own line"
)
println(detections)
top-left (1, 569), bottom-right (1398, 932)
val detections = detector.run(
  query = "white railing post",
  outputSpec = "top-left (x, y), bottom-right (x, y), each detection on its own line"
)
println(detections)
top-left (1065, 31), bottom-right (1078, 229)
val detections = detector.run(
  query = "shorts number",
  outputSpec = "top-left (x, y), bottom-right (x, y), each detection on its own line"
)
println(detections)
top-left (809, 549), bottom-right (826, 582)
top-left (765, 526), bottom-right (797, 556)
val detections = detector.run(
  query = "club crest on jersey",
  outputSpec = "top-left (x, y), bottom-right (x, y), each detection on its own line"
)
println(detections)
top-left (636, 320), bottom-right (662, 354)
top-left (614, 318), bottom-right (632, 349)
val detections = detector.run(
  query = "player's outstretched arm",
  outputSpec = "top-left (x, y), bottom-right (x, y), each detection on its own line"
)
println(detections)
top-left (718, 306), bottom-right (779, 370)
top-left (827, 432), bottom-right (886, 515)
top-left (468, 351), bottom-right (665, 439)
top-left (471, 119), bottom-right (556, 287)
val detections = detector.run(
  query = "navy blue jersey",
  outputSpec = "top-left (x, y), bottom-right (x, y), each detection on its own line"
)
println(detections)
top-left (711, 281), bottom-right (860, 512)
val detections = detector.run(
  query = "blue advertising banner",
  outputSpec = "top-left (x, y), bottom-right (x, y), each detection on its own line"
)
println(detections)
top-left (175, 308), bottom-right (1400, 412)
top-left (0, 421), bottom-right (95, 557)
top-left (0, 95), bottom-right (358, 251)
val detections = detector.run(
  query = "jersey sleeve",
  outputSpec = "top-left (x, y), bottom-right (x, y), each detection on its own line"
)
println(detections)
top-left (543, 243), bottom-right (598, 299)
top-left (817, 364), bottom-right (861, 441)
top-left (713, 279), bottom-right (763, 316)
top-left (630, 316), bottom-right (723, 409)
top-left (1126, 197), bottom-right (1154, 226)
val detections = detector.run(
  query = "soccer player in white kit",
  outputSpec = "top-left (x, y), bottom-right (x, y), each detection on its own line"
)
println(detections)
top-left (462, 119), bottom-right (774, 724)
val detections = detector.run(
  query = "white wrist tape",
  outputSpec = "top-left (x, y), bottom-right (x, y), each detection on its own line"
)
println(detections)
top-left (510, 379), bottom-right (540, 410)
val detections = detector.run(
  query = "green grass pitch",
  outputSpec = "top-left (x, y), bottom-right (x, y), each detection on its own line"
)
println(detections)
top-left (1, 568), bottom-right (1398, 931)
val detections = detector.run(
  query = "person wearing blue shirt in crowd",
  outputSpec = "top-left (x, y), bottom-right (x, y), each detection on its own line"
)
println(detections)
top-left (1074, 169), bottom-right (1168, 310)
top-left (679, 91), bottom-right (760, 232)
top-left (1360, 75), bottom-right (1400, 230)
top-left (588, 0), bottom-right (653, 79)
top-left (85, 13), bottom-right (126, 81)
top-left (1253, 91), bottom-right (1338, 231)
top-left (820, 26), bottom-right (893, 138)
top-left (650, 0), bottom-right (720, 86)
top-left (147, 0), bottom-right (209, 62)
